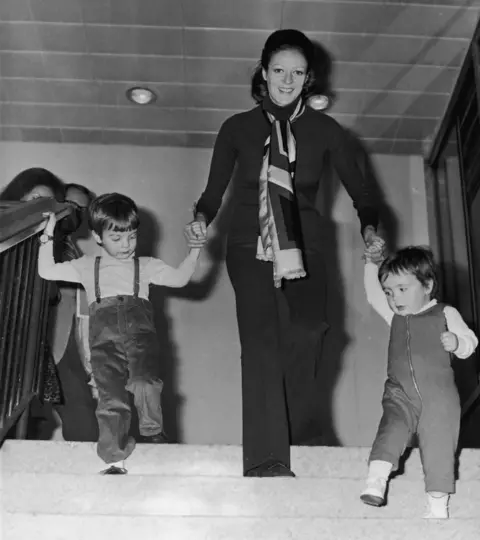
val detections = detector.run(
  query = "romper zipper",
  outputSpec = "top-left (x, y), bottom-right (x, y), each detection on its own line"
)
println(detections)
top-left (406, 316), bottom-right (422, 401)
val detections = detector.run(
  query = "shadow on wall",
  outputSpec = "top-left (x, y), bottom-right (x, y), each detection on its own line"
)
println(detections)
top-left (142, 206), bottom-right (225, 443)
top-left (309, 38), bottom-right (399, 445)
top-left (310, 129), bottom-right (398, 446)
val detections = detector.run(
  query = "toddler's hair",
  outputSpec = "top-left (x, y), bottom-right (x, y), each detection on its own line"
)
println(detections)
top-left (88, 193), bottom-right (139, 236)
top-left (378, 246), bottom-right (438, 298)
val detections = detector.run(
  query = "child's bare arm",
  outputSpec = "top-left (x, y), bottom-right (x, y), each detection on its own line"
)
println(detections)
top-left (37, 212), bottom-right (82, 283)
top-left (442, 307), bottom-right (478, 358)
top-left (149, 248), bottom-right (201, 288)
top-left (364, 261), bottom-right (394, 326)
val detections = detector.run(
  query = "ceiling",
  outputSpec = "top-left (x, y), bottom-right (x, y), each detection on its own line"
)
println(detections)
top-left (0, 0), bottom-right (478, 155)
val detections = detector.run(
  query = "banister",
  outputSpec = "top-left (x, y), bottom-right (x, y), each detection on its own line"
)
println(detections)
top-left (0, 199), bottom-right (72, 444)
top-left (0, 198), bottom-right (70, 253)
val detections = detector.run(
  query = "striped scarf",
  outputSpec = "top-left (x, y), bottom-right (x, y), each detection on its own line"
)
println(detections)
top-left (256, 96), bottom-right (307, 288)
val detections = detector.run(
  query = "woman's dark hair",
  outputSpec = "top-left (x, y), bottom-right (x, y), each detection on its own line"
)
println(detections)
top-left (0, 167), bottom-right (65, 202)
top-left (378, 246), bottom-right (439, 298)
top-left (88, 193), bottom-right (139, 236)
top-left (251, 29), bottom-right (333, 104)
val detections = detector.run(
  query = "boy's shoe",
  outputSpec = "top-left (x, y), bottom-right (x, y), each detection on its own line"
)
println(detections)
top-left (360, 477), bottom-right (387, 506)
top-left (100, 465), bottom-right (128, 475)
top-left (423, 493), bottom-right (449, 519)
top-left (139, 432), bottom-right (169, 444)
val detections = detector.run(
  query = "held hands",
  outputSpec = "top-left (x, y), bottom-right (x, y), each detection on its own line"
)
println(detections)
top-left (363, 226), bottom-right (386, 265)
top-left (42, 212), bottom-right (57, 236)
top-left (184, 215), bottom-right (208, 249)
top-left (441, 331), bottom-right (459, 353)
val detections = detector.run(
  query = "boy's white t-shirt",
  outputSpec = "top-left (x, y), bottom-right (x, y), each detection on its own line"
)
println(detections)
top-left (38, 240), bottom-right (200, 306)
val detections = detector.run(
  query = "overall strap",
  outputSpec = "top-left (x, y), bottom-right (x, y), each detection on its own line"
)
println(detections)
top-left (94, 256), bottom-right (101, 303)
top-left (133, 258), bottom-right (140, 298)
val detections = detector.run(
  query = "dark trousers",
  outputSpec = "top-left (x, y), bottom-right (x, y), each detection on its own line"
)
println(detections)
top-left (89, 296), bottom-right (164, 464)
top-left (226, 246), bottom-right (328, 473)
top-left (55, 324), bottom-right (98, 442)
top-left (370, 380), bottom-right (460, 493)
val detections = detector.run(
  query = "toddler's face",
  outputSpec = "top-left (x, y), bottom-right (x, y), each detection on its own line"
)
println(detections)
top-left (94, 228), bottom-right (137, 260)
top-left (381, 271), bottom-right (433, 316)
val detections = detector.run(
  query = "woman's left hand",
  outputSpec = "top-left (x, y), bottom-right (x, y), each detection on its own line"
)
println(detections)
top-left (363, 226), bottom-right (386, 263)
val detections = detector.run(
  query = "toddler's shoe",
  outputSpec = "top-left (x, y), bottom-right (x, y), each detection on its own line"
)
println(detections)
top-left (360, 477), bottom-right (387, 506)
top-left (423, 493), bottom-right (449, 519)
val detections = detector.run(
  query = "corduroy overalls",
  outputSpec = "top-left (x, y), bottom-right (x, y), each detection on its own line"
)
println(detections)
top-left (89, 257), bottom-right (164, 464)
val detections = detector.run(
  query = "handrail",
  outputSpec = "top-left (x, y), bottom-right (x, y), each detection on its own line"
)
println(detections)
top-left (0, 198), bottom-right (70, 253)
top-left (0, 199), bottom-right (71, 445)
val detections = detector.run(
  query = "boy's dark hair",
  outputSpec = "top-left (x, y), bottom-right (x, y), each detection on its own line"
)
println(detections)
top-left (378, 246), bottom-right (438, 298)
top-left (88, 193), bottom-right (139, 236)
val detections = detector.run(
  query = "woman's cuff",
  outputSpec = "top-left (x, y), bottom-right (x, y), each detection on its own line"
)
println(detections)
top-left (193, 202), bottom-right (211, 226)
top-left (358, 208), bottom-right (379, 235)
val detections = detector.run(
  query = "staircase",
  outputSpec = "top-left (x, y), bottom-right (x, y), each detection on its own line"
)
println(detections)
top-left (2, 441), bottom-right (480, 539)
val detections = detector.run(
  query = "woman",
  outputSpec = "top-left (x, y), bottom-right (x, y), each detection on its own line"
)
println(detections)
top-left (185, 29), bottom-right (384, 477)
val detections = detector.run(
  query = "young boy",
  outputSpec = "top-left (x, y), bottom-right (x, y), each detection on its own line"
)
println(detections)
top-left (361, 244), bottom-right (478, 519)
top-left (38, 193), bottom-right (206, 474)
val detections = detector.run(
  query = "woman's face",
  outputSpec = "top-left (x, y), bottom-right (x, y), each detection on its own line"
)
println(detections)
top-left (262, 48), bottom-right (308, 107)
top-left (21, 184), bottom-right (55, 201)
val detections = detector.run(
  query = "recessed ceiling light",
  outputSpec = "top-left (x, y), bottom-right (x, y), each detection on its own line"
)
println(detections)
top-left (126, 86), bottom-right (157, 105)
top-left (307, 95), bottom-right (330, 111)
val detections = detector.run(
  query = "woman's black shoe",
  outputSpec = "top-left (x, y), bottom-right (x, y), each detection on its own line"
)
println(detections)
top-left (244, 459), bottom-right (296, 478)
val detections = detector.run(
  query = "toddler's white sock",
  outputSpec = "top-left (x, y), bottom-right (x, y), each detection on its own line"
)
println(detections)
top-left (360, 460), bottom-right (393, 506)
top-left (424, 492), bottom-right (449, 519)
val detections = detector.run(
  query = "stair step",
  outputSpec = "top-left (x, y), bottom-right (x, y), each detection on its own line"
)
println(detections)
top-left (4, 514), bottom-right (480, 540)
top-left (3, 440), bottom-right (480, 480)
top-left (4, 473), bottom-right (480, 519)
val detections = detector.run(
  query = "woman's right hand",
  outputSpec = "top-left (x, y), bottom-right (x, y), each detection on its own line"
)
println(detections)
top-left (184, 216), bottom-right (208, 248)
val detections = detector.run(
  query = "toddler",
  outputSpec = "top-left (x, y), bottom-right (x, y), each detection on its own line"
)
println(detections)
top-left (361, 244), bottom-right (477, 518)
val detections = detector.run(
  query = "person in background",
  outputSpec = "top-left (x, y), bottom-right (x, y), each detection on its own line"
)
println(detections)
top-left (50, 182), bottom-right (99, 442)
top-left (184, 29), bottom-right (384, 477)
top-left (0, 167), bottom-right (65, 204)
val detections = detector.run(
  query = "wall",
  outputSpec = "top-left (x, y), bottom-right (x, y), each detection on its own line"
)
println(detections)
top-left (0, 142), bottom-right (427, 446)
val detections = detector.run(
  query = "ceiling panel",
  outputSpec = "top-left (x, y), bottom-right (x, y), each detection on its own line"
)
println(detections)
top-left (89, 55), bottom-right (184, 83)
top-left (0, 52), bottom-right (47, 78)
top-left (85, 26), bottom-right (184, 56)
top-left (29, 0), bottom-right (84, 23)
top-left (314, 33), bottom-right (469, 66)
top-left (0, 0), bottom-right (32, 21)
top-left (0, 0), bottom-right (478, 155)
top-left (283, 1), bottom-right (477, 37)
top-left (181, 0), bottom-right (284, 29)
